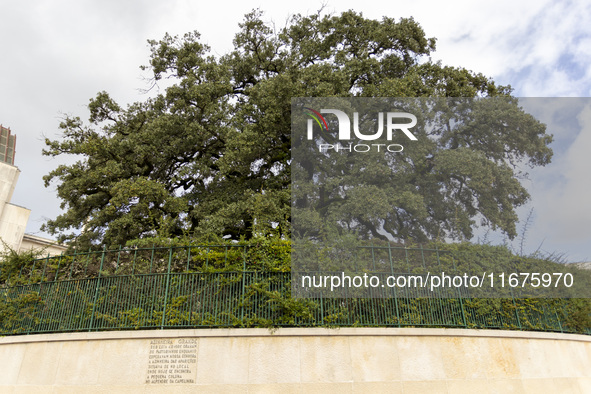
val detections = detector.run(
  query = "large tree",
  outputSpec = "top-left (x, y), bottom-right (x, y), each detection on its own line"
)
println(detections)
top-left (42, 10), bottom-right (552, 247)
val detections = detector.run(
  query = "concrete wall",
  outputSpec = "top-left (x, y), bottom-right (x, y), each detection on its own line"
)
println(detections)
top-left (0, 328), bottom-right (590, 393)
top-left (0, 162), bottom-right (19, 216)
top-left (0, 203), bottom-right (30, 251)
top-left (0, 162), bottom-right (30, 252)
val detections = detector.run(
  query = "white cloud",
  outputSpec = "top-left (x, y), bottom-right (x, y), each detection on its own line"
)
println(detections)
top-left (537, 104), bottom-right (591, 239)
top-left (504, 100), bottom-right (591, 261)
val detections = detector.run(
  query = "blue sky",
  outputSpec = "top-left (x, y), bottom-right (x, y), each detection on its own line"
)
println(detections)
top-left (0, 0), bottom-right (589, 261)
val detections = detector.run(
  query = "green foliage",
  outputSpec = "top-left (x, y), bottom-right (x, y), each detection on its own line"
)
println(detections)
top-left (0, 291), bottom-right (44, 335)
top-left (563, 299), bottom-right (591, 332)
top-left (0, 243), bottom-right (47, 286)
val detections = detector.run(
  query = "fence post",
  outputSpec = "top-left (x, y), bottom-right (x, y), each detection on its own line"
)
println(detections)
top-left (53, 255), bottom-right (62, 282)
top-left (186, 243), bottom-right (191, 272)
top-left (449, 254), bottom-right (467, 328)
top-left (511, 288), bottom-right (522, 330)
top-left (115, 245), bottom-right (121, 274)
top-left (554, 301), bottom-right (564, 333)
top-left (240, 245), bottom-right (247, 323)
top-left (88, 246), bottom-right (106, 332)
top-left (320, 291), bottom-right (324, 326)
top-left (67, 250), bottom-right (76, 279)
top-left (387, 243), bottom-right (401, 327)
top-left (160, 246), bottom-right (173, 329)
top-left (27, 259), bottom-right (37, 285)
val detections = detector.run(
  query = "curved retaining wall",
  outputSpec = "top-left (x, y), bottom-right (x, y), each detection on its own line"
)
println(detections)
top-left (0, 328), bottom-right (590, 393)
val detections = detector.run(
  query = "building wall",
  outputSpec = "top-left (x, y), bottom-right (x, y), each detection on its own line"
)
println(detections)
top-left (0, 328), bottom-right (589, 393)
top-left (0, 162), bottom-right (29, 252)
top-left (0, 159), bottom-right (64, 256)
top-left (0, 203), bottom-right (30, 251)
top-left (19, 234), bottom-right (67, 256)
top-left (0, 162), bottom-right (20, 218)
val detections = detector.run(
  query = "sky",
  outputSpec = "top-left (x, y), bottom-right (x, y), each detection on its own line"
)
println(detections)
top-left (0, 0), bottom-right (590, 262)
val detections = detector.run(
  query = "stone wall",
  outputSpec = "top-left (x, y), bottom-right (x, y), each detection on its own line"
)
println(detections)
top-left (0, 328), bottom-right (590, 393)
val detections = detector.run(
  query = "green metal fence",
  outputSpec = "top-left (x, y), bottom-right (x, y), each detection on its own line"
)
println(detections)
top-left (0, 244), bottom-right (588, 336)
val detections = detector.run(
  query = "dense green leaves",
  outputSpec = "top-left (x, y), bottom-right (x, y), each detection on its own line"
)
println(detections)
top-left (1, 239), bottom-right (589, 335)
top-left (43, 10), bottom-right (551, 247)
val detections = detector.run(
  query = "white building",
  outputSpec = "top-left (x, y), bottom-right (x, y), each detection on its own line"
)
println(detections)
top-left (0, 125), bottom-right (66, 256)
